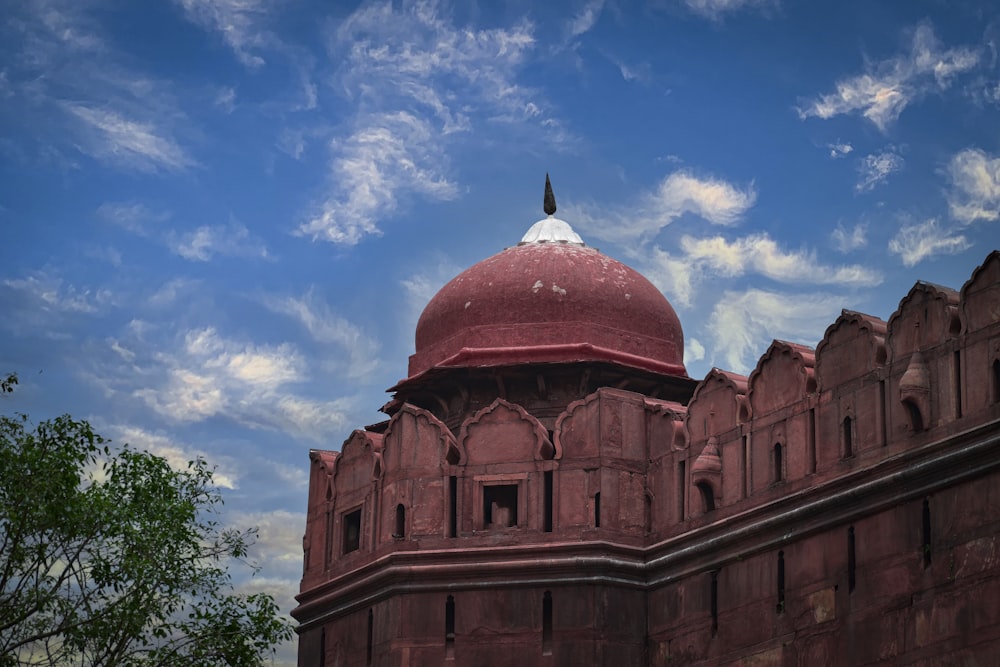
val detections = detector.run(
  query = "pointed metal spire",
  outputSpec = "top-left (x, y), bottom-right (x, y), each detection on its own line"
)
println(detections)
top-left (543, 173), bottom-right (557, 216)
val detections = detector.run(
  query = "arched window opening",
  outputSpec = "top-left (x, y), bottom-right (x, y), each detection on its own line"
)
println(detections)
top-left (445, 595), bottom-right (455, 660)
top-left (773, 443), bottom-right (784, 483)
top-left (843, 416), bottom-right (854, 458)
top-left (904, 399), bottom-right (924, 432)
top-left (343, 508), bottom-right (362, 554)
top-left (594, 492), bottom-right (601, 528)
top-left (394, 504), bottom-right (405, 539)
top-left (542, 591), bottom-right (553, 656)
top-left (697, 482), bottom-right (716, 512)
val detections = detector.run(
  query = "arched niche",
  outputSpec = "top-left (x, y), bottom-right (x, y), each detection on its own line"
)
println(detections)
top-left (459, 398), bottom-right (555, 465)
top-left (748, 341), bottom-right (817, 419)
top-left (382, 402), bottom-right (462, 471)
top-left (816, 310), bottom-right (888, 389)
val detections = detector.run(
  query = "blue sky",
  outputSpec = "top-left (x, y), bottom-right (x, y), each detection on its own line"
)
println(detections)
top-left (2, 0), bottom-right (999, 661)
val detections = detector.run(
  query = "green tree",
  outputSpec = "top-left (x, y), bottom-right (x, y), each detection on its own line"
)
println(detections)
top-left (0, 410), bottom-right (292, 666)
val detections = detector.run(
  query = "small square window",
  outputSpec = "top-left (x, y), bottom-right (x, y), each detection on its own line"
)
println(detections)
top-left (483, 485), bottom-right (518, 527)
top-left (343, 508), bottom-right (362, 553)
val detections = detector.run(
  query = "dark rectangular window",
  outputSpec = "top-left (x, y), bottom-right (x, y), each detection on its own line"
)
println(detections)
top-left (808, 408), bottom-right (817, 473)
top-left (879, 380), bottom-right (888, 446)
top-left (543, 471), bottom-right (553, 533)
top-left (343, 508), bottom-right (361, 554)
top-left (542, 591), bottom-right (553, 655)
top-left (366, 609), bottom-right (373, 666)
top-left (677, 460), bottom-right (686, 520)
top-left (449, 476), bottom-right (458, 538)
top-left (954, 350), bottom-right (962, 418)
top-left (843, 417), bottom-right (853, 458)
top-left (445, 595), bottom-right (455, 660)
top-left (324, 509), bottom-right (333, 568)
top-left (776, 551), bottom-right (785, 613)
top-left (741, 435), bottom-right (749, 497)
top-left (847, 526), bottom-right (856, 593)
top-left (484, 485), bottom-right (518, 527)
top-left (922, 498), bottom-right (932, 568)
top-left (710, 570), bottom-right (719, 637)
top-left (594, 492), bottom-right (601, 528)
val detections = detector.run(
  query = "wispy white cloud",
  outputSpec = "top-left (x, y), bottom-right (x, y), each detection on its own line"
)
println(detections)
top-left (297, 112), bottom-right (458, 245)
top-left (2, 3), bottom-right (196, 175)
top-left (946, 148), bottom-right (1000, 223)
top-left (104, 423), bottom-right (240, 489)
top-left (262, 290), bottom-right (381, 379)
top-left (831, 223), bottom-right (867, 252)
top-left (174, 0), bottom-right (274, 67)
top-left (66, 104), bottom-right (195, 172)
top-left (303, 1), bottom-right (547, 245)
top-left (169, 221), bottom-right (269, 261)
top-left (682, 0), bottom-right (775, 20)
top-left (569, 170), bottom-right (757, 242)
top-left (827, 142), bottom-right (853, 159)
top-left (2, 271), bottom-right (113, 315)
top-left (888, 218), bottom-right (970, 266)
top-left (214, 86), bottom-right (237, 113)
top-left (707, 288), bottom-right (847, 373)
top-left (685, 337), bottom-right (706, 364)
top-left (856, 149), bottom-right (904, 192)
top-left (131, 327), bottom-right (352, 441)
top-left (567, 0), bottom-right (605, 38)
top-left (95, 201), bottom-right (170, 236)
top-left (798, 23), bottom-right (979, 131)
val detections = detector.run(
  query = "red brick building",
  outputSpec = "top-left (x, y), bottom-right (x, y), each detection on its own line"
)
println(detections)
top-left (292, 193), bottom-right (1000, 665)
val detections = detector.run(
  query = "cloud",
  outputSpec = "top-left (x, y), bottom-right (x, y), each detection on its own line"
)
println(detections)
top-left (95, 201), bottom-right (170, 236)
top-left (168, 221), bottom-right (269, 261)
top-left (214, 86), bottom-right (237, 113)
top-left (828, 142), bottom-right (853, 159)
top-left (297, 112), bottom-right (458, 245)
top-left (798, 23), bottom-right (979, 131)
top-left (569, 170), bottom-right (756, 242)
top-left (856, 149), bottom-right (904, 192)
top-left (301, 1), bottom-right (549, 245)
top-left (567, 0), bottom-right (605, 38)
top-left (104, 423), bottom-right (240, 489)
top-left (2, 2), bottom-right (195, 174)
top-left (262, 290), bottom-right (381, 378)
top-left (174, 0), bottom-right (274, 67)
top-left (831, 223), bottom-right (867, 252)
top-left (888, 218), bottom-right (970, 266)
top-left (685, 337), bottom-right (706, 364)
top-left (707, 288), bottom-right (847, 373)
top-left (946, 148), bottom-right (1000, 223)
top-left (643, 232), bottom-right (880, 308)
top-left (682, 0), bottom-right (775, 20)
top-left (130, 327), bottom-right (352, 441)
top-left (66, 104), bottom-right (195, 172)
top-left (2, 271), bottom-right (113, 315)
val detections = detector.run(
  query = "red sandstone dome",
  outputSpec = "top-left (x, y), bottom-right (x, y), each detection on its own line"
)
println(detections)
top-left (408, 216), bottom-right (687, 379)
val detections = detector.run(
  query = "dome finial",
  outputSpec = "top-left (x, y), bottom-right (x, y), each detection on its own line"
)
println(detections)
top-left (543, 173), bottom-right (557, 216)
